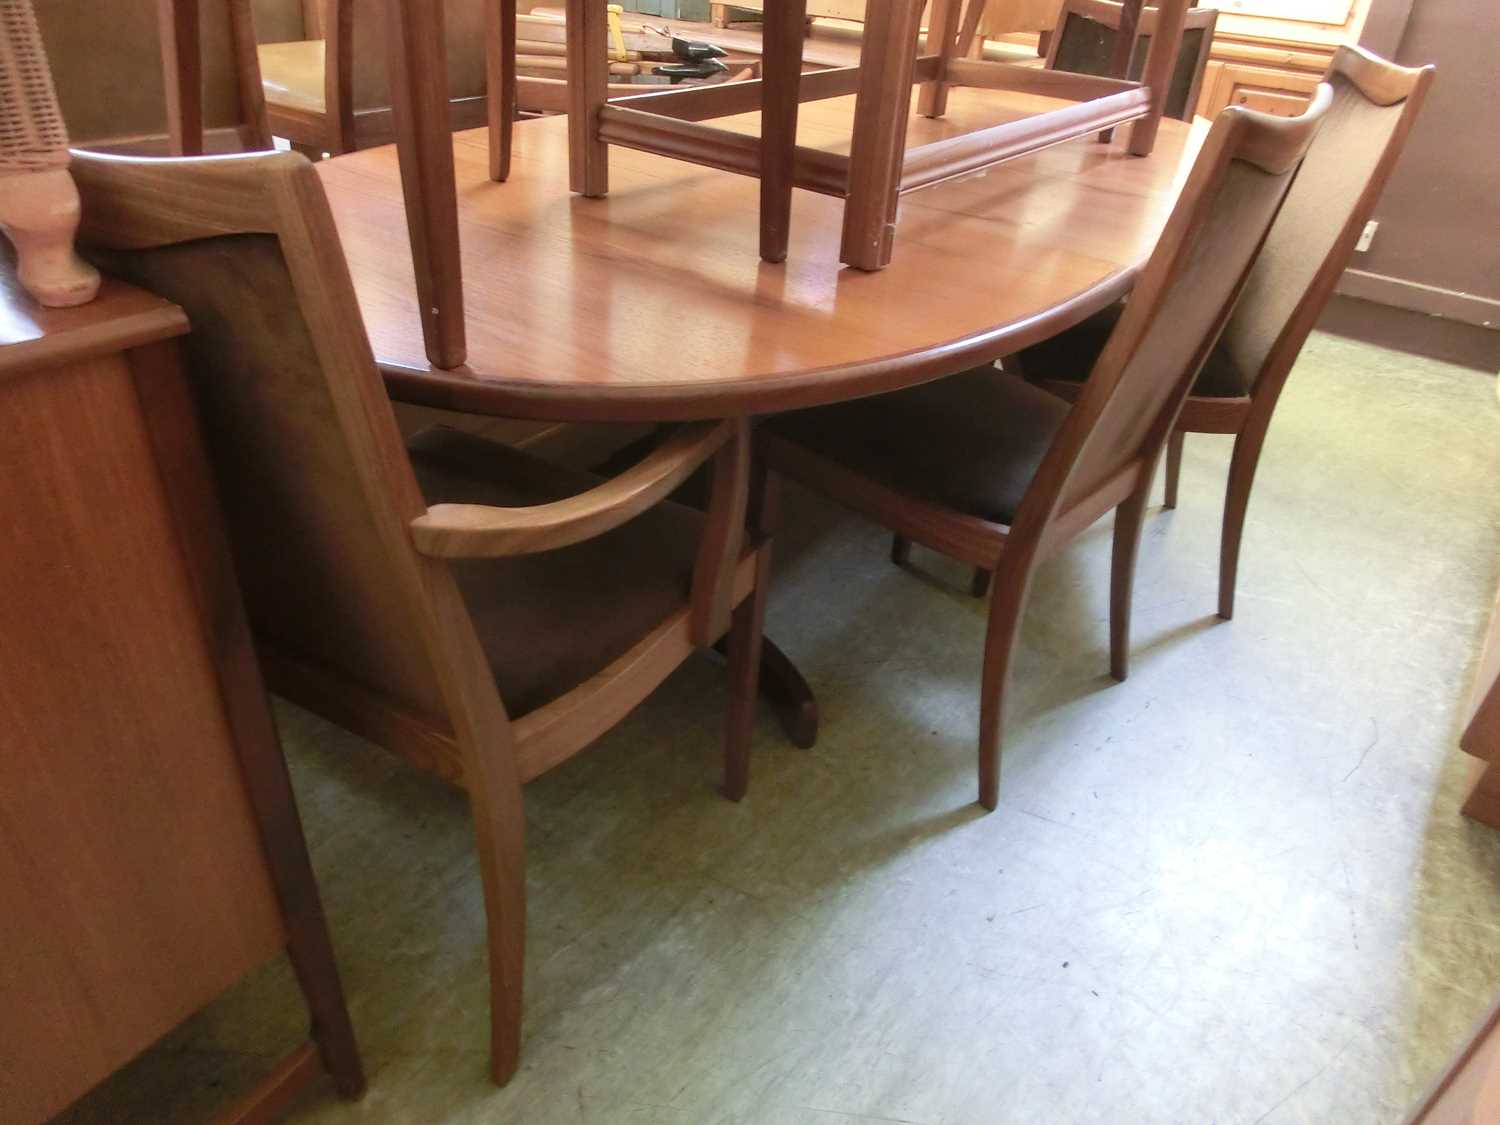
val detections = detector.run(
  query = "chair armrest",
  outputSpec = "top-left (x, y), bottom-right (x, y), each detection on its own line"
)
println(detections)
top-left (410, 421), bottom-right (731, 559)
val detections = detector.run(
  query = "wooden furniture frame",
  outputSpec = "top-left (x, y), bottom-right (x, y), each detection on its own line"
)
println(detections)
top-left (1021, 46), bottom-right (1434, 619)
top-left (35, 0), bottom-right (270, 154)
top-left (71, 146), bottom-right (772, 1087)
top-left (763, 90), bottom-right (1330, 809)
top-left (0, 263), bottom-right (362, 1122)
top-left (560, 0), bottom-right (1189, 269)
top-left (1045, 0), bottom-right (1217, 123)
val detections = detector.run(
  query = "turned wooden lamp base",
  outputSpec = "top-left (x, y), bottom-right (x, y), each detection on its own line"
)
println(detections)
top-left (0, 166), bottom-right (101, 308)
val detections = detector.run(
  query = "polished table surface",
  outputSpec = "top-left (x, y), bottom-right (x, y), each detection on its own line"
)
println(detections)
top-left (316, 86), bottom-right (1205, 422)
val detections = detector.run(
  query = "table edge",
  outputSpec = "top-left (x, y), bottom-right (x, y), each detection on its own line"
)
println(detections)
top-left (379, 267), bottom-right (1137, 421)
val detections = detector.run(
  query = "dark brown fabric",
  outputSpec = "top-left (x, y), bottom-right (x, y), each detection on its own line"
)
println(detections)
top-left (767, 367), bottom-right (1069, 526)
top-left (406, 427), bottom-right (703, 719)
top-left (1008, 301), bottom-right (1250, 399)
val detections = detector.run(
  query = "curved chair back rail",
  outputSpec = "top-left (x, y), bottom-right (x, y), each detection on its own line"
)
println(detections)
top-left (69, 145), bottom-right (768, 1086)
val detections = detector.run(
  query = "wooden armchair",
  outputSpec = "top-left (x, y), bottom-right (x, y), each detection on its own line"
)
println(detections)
top-left (34, 0), bottom-right (269, 153)
top-left (762, 90), bottom-right (1330, 810)
top-left (1008, 45), bottom-right (1435, 618)
top-left (1046, 0), bottom-right (1218, 122)
top-left (71, 146), bottom-right (772, 1086)
top-left (255, 0), bottom-right (507, 162)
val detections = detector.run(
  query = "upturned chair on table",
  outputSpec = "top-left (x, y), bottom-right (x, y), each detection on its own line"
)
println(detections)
top-left (252, 0), bottom-right (511, 171)
top-left (1044, 0), bottom-right (1218, 124)
top-left (1006, 44), bottom-right (1435, 619)
top-left (559, 0), bottom-right (1192, 269)
top-left (71, 146), bottom-right (773, 1086)
top-left (762, 88), bottom-right (1331, 809)
top-left (34, 0), bottom-right (270, 153)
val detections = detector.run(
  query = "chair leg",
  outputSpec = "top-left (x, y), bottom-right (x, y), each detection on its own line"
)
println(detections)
top-left (977, 555), bottom-right (1033, 811)
top-left (487, 0), bottom-right (518, 182)
top-left (1219, 422), bottom-right (1270, 621)
top-left (1110, 487), bottom-right (1150, 681)
top-left (1163, 429), bottom-right (1184, 510)
top-left (891, 534), bottom-right (911, 566)
top-left (466, 769), bottom-right (526, 1085)
top-left (723, 548), bottom-right (771, 801)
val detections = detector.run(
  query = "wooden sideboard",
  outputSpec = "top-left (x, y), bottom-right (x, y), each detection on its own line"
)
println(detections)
top-left (0, 260), bottom-right (362, 1122)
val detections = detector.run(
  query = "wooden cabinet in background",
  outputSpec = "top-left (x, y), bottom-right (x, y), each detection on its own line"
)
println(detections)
top-left (0, 262), bottom-right (362, 1123)
top-left (1195, 0), bottom-right (1371, 117)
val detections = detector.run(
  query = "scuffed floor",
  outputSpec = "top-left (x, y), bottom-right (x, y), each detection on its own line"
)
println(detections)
top-left (58, 334), bottom-right (1500, 1124)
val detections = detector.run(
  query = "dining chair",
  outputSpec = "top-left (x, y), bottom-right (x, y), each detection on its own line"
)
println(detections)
top-left (254, 0), bottom-right (510, 169)
top-left (1046, 0), bottom-right (1218, 122)
top-left (1007, 45), bottom-right (1434, 619)
top-left (762, 89), bottom-right (1330, 811)
top-left (71, 146), bottom-right (772, 1086)
top-left (34, 0), bottom-right (270, 153)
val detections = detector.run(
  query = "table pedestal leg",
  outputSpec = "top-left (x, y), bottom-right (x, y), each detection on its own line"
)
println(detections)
top-left (714, 635), bottom-right (820, 749)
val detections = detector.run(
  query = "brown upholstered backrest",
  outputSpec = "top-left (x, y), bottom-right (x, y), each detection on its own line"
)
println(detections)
top-left (35, 0), bottom-right (266, 151)
top-left (1219, 46), bottom-right (1434, 400)
top-left (1048, 0), bottom-right (1217, 121)
top-left (350, 0), bottom-right (489, 110)
top-left (73, 150), bottom-right (452, 726)
top-left (1031, 92), bottom-right (1330, 525)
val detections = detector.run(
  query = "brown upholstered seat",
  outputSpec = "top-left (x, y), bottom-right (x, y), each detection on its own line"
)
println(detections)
top-left (766, 368), bottom-right (1069, 526)
top-left (1009, 301), bottom-right (1251, 399)
top-left (407, 426), bottom-right (702, 718)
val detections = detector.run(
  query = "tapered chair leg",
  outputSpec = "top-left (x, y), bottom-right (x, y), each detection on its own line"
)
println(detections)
top-left (486, 0), bottom-right (518, 182)
top-left (976, 555), bottom-right (1034, 811)
top-left (1163, 429), bottom-right (1184, 509)
top-left (1109, 487), bottom-right (1150, 681)
top-left (466, 766), bottom-right (526, 1085)
top-left (891, 534), bottom-right (911, 566)
top-left (723, 549), bottom-right (771, 801)
top-left (1219, 418), bottom-right (1272, 621)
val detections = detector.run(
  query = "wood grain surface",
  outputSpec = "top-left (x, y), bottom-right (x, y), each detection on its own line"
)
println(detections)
top-left (315, 86), bottom-right (1203, 421)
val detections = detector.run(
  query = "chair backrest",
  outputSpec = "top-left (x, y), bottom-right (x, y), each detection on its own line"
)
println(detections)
top-left (347, 0), bottom-right (489, 110)
top-left (1047, 0), bottom-right (1217, 121)
top-left (251, 0), bottom-right (312, 43)
top-left (1018, 89), bottom-right (1331, 540)
top-left (1219, 45), bottom-right (1434, 404)
top-left (70, 148), bottom-right (459, 734)
top-left (35, 0), bottom-right (269, 152)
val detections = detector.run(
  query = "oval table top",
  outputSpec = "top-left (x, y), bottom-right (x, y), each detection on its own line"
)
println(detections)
top-left (315, 86), bottom-right (1205, 422)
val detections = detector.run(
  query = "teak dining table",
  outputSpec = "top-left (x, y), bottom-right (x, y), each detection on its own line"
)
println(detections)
top-left (314, 85), bottom-right (1203, 744)
top-left (315, 85), bottom-right (1204, 424)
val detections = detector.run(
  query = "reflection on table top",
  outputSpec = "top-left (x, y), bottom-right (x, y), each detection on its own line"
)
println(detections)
top-left (316, 87), bottom-right (1204, 421)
